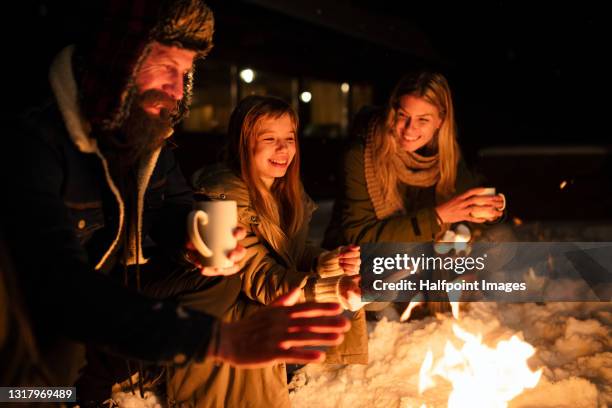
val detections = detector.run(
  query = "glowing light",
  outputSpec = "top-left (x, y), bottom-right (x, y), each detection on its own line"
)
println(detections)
top-left (300, 91), bottom-right (312, 103)
top-left (560, 180), bottom-right (567, 189)
top-left (239, 68), bottom-right (255, 83)
top-left (341, 82), bottom-right (350, 93)
top-left (418, 324), bottom-right (542, 408)
top-left (450, 301), bottom-right (460, 320)
top-left (418, 350), bottom-right (435, 394)
top-left (400, 293), bottom-right (424, 322)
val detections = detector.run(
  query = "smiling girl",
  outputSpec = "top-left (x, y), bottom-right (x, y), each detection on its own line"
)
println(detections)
top-left (169, 95), bottom-right (367, 408)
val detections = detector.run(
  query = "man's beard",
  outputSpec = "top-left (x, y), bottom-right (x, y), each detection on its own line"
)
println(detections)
top-left (120, 89), bottom-right (179, 163)
top-left (99, 89), bottom-right (179, 176)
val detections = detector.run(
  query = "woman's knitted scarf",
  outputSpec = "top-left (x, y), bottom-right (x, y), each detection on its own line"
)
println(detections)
top-left (363, 119), bottom-right (440, 220)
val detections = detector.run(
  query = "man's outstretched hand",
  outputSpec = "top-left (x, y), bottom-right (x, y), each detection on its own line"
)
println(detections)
top-left (214, 288), bottom-right (350, 368)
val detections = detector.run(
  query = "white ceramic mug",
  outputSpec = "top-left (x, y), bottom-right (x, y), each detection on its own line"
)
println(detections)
top-left (187, 200), bottom-right (238, 268)
top-left (471, 187), bottom-right (506, 220)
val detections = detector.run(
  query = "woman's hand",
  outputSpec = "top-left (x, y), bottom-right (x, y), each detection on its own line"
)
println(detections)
top-left (435, 187), bottom-right (504, 224)
top-left (338, 244), bottom-right (361, 275)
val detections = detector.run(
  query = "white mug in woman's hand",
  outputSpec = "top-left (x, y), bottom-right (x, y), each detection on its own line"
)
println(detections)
top-left (470, 187), bottom-right (506, 221)
top-left (187, 200), bottom-right (238, 268)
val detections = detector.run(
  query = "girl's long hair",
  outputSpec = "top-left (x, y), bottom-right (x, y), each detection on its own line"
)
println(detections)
top-left (372, 71), bottom-right (460, 204)
top-left (226, 95), bottom-right (304, 237)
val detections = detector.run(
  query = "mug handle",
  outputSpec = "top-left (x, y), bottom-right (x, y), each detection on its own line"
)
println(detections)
top-left (498, 193), bottom-right (506, 211)
top-left (187, 210), bottom-right (213, 258)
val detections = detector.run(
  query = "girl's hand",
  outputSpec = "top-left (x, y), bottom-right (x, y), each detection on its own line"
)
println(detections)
top-left (338, 244), bottom-right (361, 276)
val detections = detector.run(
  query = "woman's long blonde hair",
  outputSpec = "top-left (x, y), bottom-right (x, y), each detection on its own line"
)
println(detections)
top-left (227, 95), bottom-right (304, 237)
top-left (372, 71), bottom-right (460, 204)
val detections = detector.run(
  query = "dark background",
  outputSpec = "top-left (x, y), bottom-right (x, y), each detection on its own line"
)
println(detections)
top-left (8, 0), bottom-right (612, 222)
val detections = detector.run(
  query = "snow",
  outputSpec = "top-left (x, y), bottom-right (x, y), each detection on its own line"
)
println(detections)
top-left (111, 390), bottom-right (162, 408)
top-left (289, 302), bottom-right (612, 408)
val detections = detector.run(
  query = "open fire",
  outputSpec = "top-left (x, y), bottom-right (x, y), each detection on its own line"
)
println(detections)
top-left (417, 319), bottom-right (542, 407)
top-left (400, 297), bottom-right (543, 408)
top-left (400, 293), bottom-right (542, 408)
top-left (398, 225), bottom-right (543, 407)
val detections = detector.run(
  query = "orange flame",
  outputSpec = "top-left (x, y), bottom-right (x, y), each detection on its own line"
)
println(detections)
top-left (400, 293), bottom-right (424, 322)
top-left (418, 324), bottom-right (542, 407)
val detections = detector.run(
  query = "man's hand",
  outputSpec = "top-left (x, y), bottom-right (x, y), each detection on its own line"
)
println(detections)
top-left (215, 288), bottom-right (350, 368)
top-left (185, 227), bottom-right (247, 276)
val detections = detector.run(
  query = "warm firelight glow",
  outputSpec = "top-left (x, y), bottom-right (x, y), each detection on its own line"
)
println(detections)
top-left (560, 180), bottom-right (567, 189)
top-left (512, 217), bottom-right (523, 226)
top-left (400, 293), bottom-right (424, 322)
top-left (401, 298), bottom-right (460, 322)
top-left (346, 291), bottom-right (364, 311)
top-left (419, 350), bottom-right (435, 394)
top-left (418, 324), bottom-right (542, 408)
top-left (449, 302), bottom-right (460, 320)
top-left (401, 221), bottom-right (542, 407)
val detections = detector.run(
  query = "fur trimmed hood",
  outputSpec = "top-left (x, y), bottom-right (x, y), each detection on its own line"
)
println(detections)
top-left (49, 45), bottom-right (159, 268)
top-left (49, 45), bottom-right (96, 154)
top-left (77, 0), bottom-right (214, 131)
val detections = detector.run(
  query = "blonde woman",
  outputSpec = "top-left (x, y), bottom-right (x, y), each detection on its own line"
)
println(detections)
top-left (324, 71), bottom-right (505, 248)
top-left (168, 95), bottom-right (367, 408)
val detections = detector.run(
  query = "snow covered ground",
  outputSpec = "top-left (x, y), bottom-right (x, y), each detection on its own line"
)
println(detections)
top-left (111, 390), bottom-right (162, 408)
top-left (289, 302), bottom-right (611, 408)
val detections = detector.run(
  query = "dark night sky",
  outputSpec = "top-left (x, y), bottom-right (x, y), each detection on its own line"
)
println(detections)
top-left (10, 1), bottom-right (609, 148)
top-left (421, 2), bottom-right (607, 144)
top-left (355, 2), bottom-right (609, 149)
